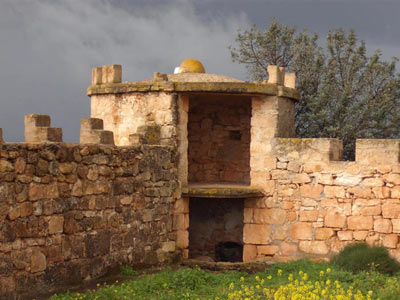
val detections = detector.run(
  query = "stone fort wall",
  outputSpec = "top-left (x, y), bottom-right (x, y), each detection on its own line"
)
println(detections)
top-left (0, 116), bottom-right (181, 299)
top-left (245, 138), bottom-right (400, 262)
top-left (1, 63), bottom-right (400, 298)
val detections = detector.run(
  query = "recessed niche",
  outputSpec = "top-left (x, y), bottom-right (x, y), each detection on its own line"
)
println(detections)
top-left (189, 197), bottom-right (244, 262)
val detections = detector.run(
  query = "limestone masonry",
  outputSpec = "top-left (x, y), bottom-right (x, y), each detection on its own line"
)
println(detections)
top-left (0, 59), bottom-right (399, 298)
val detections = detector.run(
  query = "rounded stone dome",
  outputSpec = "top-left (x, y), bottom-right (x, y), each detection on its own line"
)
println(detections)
top-left (178, 58), bottom-right (206, 73)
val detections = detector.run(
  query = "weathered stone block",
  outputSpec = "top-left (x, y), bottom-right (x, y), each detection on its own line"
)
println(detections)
top-left (353, 231), bottom-right (368, 240)
top-left (173, 213), bottom-right (189, 230)
top-left (176, 230), bottom-right (189, 249)
top-left (337, 231), bottom-right (353, 241)
top-left (382, 203), bottom-right (400, 218)
top-left (347, 216), bottom-right (373, 230)
top-left (19, 202), bottom-right (33, 218)
top-left (0, 128), bottom-right (3, 143)
top-left (91, 67), bottom-right (103, 85)
top-left (267, 65), bottom-right (285, 85)
top-left (347, 186), bottom-right (372, 198)
top-left (132, 124), bottom-right (161, 145)
top-left (299, 241), bottom-right (329, 255)
top-left (324, 212), bottom-right (346, 228)
top-left (361, 178), bottom-right (384, 187)
top-left (299, 210), bottom-right (319, 222)
top-left (48, 216), bottom-right (64, 234)
top-left (0, 160), bottom-right (13, 172)
top-left (392, 219), bottom-right (400, 233)
top-left (290, 222), bottom-right (312, 240)
top-left (300, 184), bottom-right (323, 198)
top-left (25, 114), bottom-right (63, 143)
top-left (29, 183), bottom-right (59, 201)
top-left (174, 198), bottom-right (189, 214)
top-left (162, 241), bottom-right (176, 252)
top-left (243, 244), bottom-right (257, 262)
top-left (80, 118), bottom-right (114, 144)
top-left (257, 245), bottom-right (279, 256)
top-left (324, 186), bottom-right (345, 198)
top-left (30, 249), bottom-right (46, 273)
top-left (0, 276), bottom-right (15, 294)
top-left (383, 234), bottom-right (398, 248)
top-left (356, 139), bottom-right (400, 165)
top-left (253, 208), bottom-right (286, 225)
top-left (293, 173), bottom-right (311, 184)
top-left (361, 205), bottom-right (381, 216)
top-left (81, 118), bottom-right (104, 131)
top-left (244, 208), bottom-right (253, 223)
top-left (101, 64), bottom-right (122, 84)
top-left (315, 228), bottom-right (334, 240)
top-left (384, 174), bottom-right (400, 185)
top-left (284, 73), bottom-right (296, 89)
top-left (373, 218), bottom-right (392, 233)
top-left (280, 242), bottom-right (297, 255)
top-left (391, 186), bottom-right (400, 198)
top-left (244, 224), bottom-right (271, 244)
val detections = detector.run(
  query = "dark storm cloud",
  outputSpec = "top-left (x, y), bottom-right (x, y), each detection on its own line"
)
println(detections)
top-left (0, 0), bottom-right (248, 142)
top-left (0, 0), bottom-right (398, 142)
top-left (192, 0), bottom-right (400, 58)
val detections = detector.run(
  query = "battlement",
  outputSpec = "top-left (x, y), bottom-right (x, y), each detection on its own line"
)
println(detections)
top-left (80, 118), bottom-right (114, 144)
top-left (1, 114), bottom-right (165, 148)
top-left (87, 64), bottom-right (300, 100)
top-left (267, 138), bottom-right (400, 166)
top-left (91, 64), bottom-right (122, 85)
top-left (25, 114), bottom-right (63, 143)
top-left (356, 139), bottom-right (400, 165)
top-left (2, 60), bottom-right (400, 298)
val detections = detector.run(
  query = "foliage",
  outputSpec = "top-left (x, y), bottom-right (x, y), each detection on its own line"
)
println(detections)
top-left (120, 264), bottom-right (138, 276)
top-left (331, 242), bottom-right (400, 275)
top-left (229, 19), bottom-right (400, 160)
top-left (50, 260), bottom-right (400, 299)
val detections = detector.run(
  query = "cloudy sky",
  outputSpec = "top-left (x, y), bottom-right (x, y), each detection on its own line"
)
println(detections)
top-left (1, 0), bottom-right (399, 142)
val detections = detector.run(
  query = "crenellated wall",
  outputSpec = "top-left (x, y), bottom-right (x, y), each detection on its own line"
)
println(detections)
top-left (0, 116), bottom-right (181, 299)
top-left (1, 61), bottom-right (399, 298)
top-left (244, 138), bottom-right (400, 262)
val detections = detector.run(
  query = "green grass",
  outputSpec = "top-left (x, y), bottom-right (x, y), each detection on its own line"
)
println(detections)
top-left (331, 242), bottom-right (400, 275)
top-left (50, 260), bottom-right (400, 300)
top-left (120, 265), bottom-right (138, 276)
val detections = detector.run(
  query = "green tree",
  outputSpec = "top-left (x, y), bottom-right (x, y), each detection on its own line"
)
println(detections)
top-left (230, 20), bottom-right (400, 159)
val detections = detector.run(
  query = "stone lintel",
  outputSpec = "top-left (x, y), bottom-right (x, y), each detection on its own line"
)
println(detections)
top-left (182, 183), bottom-right (265, 198)
top-left (87, 81), bottom-right (299, 100)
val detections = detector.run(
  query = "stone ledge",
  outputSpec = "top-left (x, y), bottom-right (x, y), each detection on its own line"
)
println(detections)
top-left (87, 82), bottom-right (299, 100)
top-left (182, 259), bottom-right (274, 272)
top-left (182, 183), bottom-right (265, 198)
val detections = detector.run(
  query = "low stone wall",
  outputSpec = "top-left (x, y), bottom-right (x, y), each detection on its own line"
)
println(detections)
top-left (245, 138), bottom-right (400, 262)
top-left (0, 142), bottom-right (180, 299)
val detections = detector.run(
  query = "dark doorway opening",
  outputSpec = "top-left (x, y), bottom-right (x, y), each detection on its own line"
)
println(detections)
top-left (189, 197), bottom-right (244, 262)
top-left (215, 241), bottom-right (243, 262)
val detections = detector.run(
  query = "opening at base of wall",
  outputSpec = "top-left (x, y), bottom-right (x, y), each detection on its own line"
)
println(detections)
top-left (188, 197), bottom-right (244, 262)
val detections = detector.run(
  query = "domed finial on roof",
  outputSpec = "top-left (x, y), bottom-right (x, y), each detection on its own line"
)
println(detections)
top-left (177, 58), bottom-right (205, 74)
